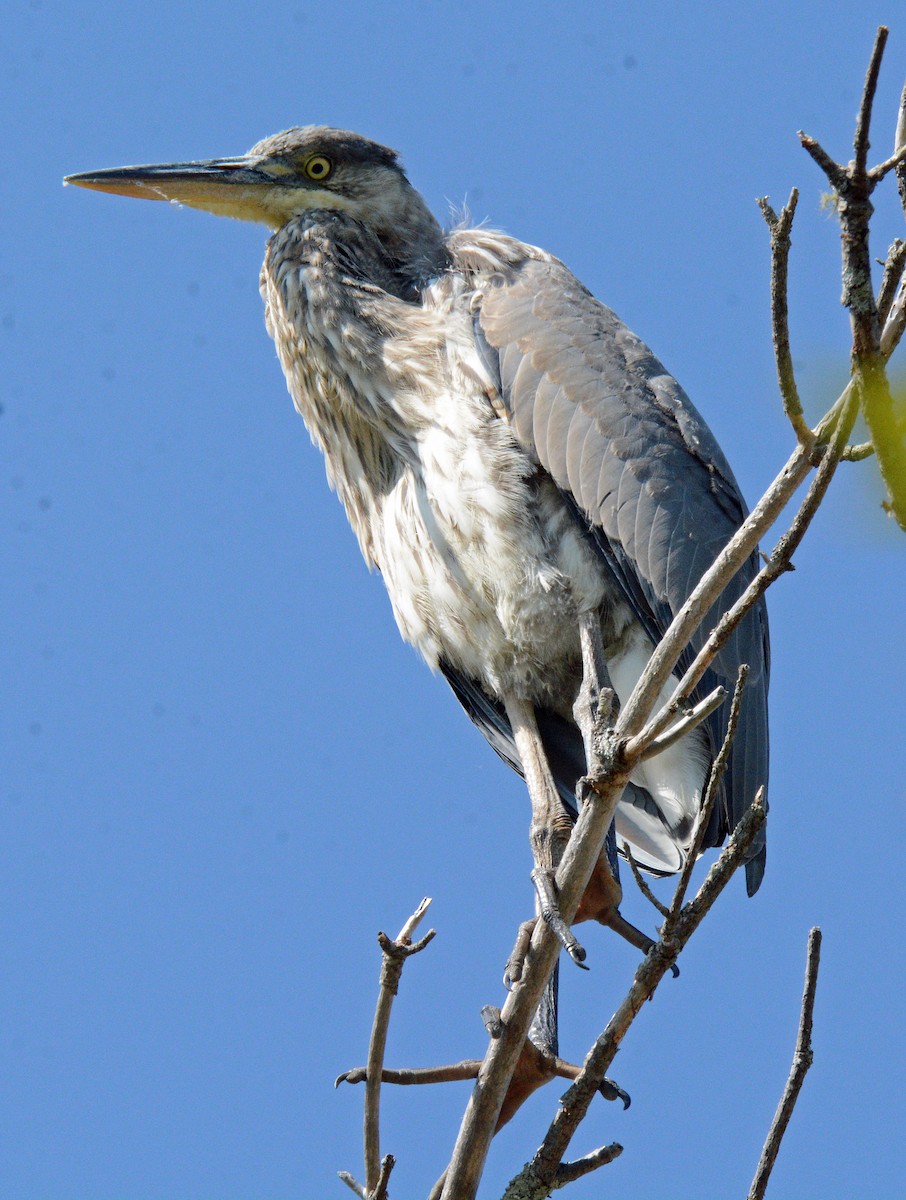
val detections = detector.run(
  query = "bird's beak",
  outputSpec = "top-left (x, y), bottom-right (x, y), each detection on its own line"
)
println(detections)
top-left (64, 156), bottom-right (287, 226)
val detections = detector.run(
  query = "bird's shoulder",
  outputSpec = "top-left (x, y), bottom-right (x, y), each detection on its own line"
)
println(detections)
top-left (443, 227), bottom-right (747, 533)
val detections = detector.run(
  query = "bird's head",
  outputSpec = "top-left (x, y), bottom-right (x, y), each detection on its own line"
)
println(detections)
top-left (66, 126), bottom-right (445, 273)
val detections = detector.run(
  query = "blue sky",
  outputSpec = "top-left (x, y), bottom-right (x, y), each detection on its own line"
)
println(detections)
top-left (3, 3), bottom-right (905, 1198)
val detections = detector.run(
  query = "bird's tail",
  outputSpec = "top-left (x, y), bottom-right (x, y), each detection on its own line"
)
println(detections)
top-left (528, 957), bottom-right (559, 1057)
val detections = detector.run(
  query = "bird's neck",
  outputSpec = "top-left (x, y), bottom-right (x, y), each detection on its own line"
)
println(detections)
top-left (362, 185), bottom-right (448, 288)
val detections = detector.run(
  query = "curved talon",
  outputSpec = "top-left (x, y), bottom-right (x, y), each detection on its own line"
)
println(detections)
top-left (540, 908), bottom-right (589, 969)
top-left (563, 937), bottom-right (589, 970)
top-left (599, 1077), bottom-right (631, 1109)
top-left (335, 1067), bottom-right (366, 1087)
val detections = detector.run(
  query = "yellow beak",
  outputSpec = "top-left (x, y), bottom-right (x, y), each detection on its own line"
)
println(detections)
top-left (64, 156), bottom-right (291, 226)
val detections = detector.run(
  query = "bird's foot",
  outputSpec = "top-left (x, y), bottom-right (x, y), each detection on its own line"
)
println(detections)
top-left (503, 1041), bottom-right (631, 1123)
top-left (504, 917), bottom-right (535, 989)
top-left (503, 867), bottom-right (590, 988)
top-left (602, 908), bottom-right (679, 979)
top-left (531, 866), bottom-right (588, 969)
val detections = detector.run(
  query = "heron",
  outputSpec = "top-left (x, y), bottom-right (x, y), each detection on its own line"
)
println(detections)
top-left (66, 127), bottom-right (769, 1114)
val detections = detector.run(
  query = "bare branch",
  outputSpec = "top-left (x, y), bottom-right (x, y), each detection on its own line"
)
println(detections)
top-left (855, 27), bottom-right (889, 175)
top-left (362, 899), bottom-right (435, 1192)
top-left (554, 1143), bottom-right (624, 1186)
top-left (621, 841), bottom-right (670, 919)
top-left (338, 1171), bottom-right (366, 1198)
top-left (798, 132), bottom-right (845, 189)
top-left (371, 1154), bottom-right (395, 1200)
top-left (672, 791), bottom-right (765, 939)
top-left (397, 895), bottom-right (434, 944)
top-left (869, 141), bottom-right (906, 183)
top-left (758, 190), bottom-right (813, 445)
top-left (748, 928), bottom-right (823, 1200)
top-left (800, 28), bottom-right (906, 528)
top-left (840, 439), bottom-right (876, 461)
top-left (896, 80), bottom-right (906, 213)
top-left (638, 685), bottom-right (726, 762)
top-left (877, 240), bottom-right (906, 326)
top-left (501, 1144), bottom-right (623, 1200)
top-left (667, 664), bottom-right (749, 918)
top-left (880, 276), bottom-right (906, 359)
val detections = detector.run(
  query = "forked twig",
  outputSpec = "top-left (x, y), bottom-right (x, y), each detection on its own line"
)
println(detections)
top-left (748, 928), bottom-right (822, 1200)
top-left (800, 25), bottom-right (906, 528)
top-left (340, 898), bottom-right (435, 1196)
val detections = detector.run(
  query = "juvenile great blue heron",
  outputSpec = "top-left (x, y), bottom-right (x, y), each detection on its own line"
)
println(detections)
top-left (66, 128), bottom-right (769, 1082)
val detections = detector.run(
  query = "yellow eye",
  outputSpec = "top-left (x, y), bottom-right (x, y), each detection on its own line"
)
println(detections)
top-left (303, 155), bottom-right (332, 182)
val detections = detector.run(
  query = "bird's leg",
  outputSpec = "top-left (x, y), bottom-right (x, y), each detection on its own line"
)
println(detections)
top-left (504, 695), bottom-right (587, 973)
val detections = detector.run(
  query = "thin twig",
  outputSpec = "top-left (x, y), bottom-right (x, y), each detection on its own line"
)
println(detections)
top-left (428, 1172), bottom-right (446, 1200)
top-left (880, 277), bottom-right (906, 359)
top-left (876, 239), bottom-right (906, 326)
top-left (621, 841), bottom-right (670, 919)
top-left (362, 899), bottom-right (435, 1193)
top-left (639, 685), bottom-right (726, 761)
top-left (854, 26), bottom-right (889, 175)
top-left (839, 439), bottom-right (875, 461)
top-left (554, 1143), bottom-right (624, 1186)
top-left (371, 1154), bottom-right (395, 1200)
top-left (870, 142), bottom-right (906, 183)
top-left (748, 928), bottom-right (822, 1200)
top-left (895, 80), bottom-right (906, 213)
top-left (758, 190), bottom-right (813, 446)
top-left (798, 133), bottom-right (845, 188)
top-left (667, 664), bottom-right (749, 919)
top-left (338, 1171), bottom-right (366, 1198)
top-left (501, 1143), bottom-right (624, 1200)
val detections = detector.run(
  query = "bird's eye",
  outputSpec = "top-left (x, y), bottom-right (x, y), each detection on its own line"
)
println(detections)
top-left (303, 155), bottom-right (332, 182)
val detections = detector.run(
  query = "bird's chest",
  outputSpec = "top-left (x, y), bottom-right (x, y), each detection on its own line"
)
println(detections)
top-left (371, 410), bottom-right (614, 702)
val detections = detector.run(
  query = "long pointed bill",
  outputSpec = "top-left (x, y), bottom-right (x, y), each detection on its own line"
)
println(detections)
top-left (64, 157), bottom-right (287, 225)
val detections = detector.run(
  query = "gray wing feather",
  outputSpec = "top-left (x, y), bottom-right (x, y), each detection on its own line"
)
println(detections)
top-left (473, 256), bottom-right (769, 892)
